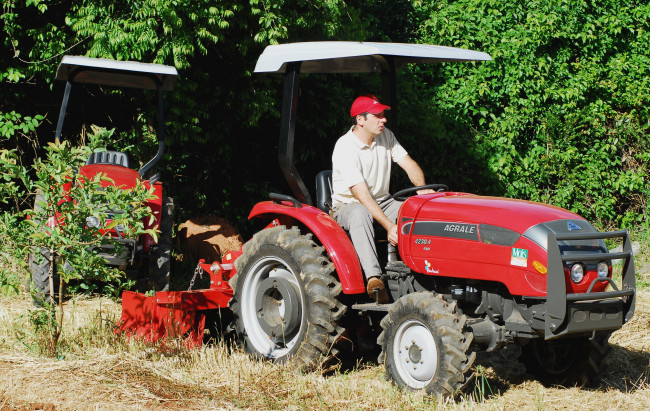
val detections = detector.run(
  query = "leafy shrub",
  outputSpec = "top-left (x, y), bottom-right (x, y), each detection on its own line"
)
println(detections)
top-left (413, 0), bottom-right (650, 229)
top-left (1, 0), bottom-right (649, 232)
top-left (1, 127), bottom-right (156, 354)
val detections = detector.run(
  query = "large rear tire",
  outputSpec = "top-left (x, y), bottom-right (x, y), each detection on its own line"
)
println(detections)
top-left (148, 196), bottom-right (173, 291)
top-left (229, 225), bottom-right (346, 371)
top-left (378, 292), bottom-right (475, 398)
top-left (520, 332), bottom-right (611, 386)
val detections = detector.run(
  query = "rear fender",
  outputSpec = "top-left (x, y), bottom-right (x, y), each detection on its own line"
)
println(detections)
top-left (248, 200), bottom-right (365, 294)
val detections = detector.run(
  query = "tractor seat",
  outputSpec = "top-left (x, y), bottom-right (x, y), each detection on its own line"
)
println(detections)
top-left (315, 170), bottom-right (333, 213)
top-left (86, 150), bottom-right (130, 168)
top-left (316, 169), bottom-right (397, 265)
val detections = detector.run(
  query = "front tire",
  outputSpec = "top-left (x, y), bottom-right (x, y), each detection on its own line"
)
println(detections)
top-left (27, 248), bottom-right (59, 306)
top-left (229, 225), bottom-right (346, 371)
top-left (520, 333), bottom-right (611, 386)
top-left (378, 292), bottom-right (475, 398)
top-left (27, 191), bottom-right (59, 306)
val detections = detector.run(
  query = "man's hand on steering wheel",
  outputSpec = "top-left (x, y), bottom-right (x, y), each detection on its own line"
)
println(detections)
top-left (392, 184), bottom-right (449, 201)
top-left (416, 188), bottom-right (438, 195)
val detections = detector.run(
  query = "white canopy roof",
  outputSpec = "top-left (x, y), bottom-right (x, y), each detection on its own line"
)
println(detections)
top-left (254, 41), bottom-right (492, 74)
top-left (56, 56), bottom-right (178, 90)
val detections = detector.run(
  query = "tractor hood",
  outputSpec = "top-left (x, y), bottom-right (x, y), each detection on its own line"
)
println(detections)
top-left (401, 192), bottom-right (590, 250)
top-left (78, 164), bottom-right (140, 189)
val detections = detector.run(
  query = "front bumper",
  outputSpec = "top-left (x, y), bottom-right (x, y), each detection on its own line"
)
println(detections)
top-left (90, 238), bottom-right (138, 266)
top-left (544, 230), bottom-right (635, 339)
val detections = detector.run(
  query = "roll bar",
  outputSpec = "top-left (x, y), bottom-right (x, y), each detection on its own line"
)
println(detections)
top-left (54, 56), bottom-right (178, 177)
top-left (254, 42), bottom-right (492, 205)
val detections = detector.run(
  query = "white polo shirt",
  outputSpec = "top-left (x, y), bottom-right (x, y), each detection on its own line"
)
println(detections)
top-left (332, 126), bottom-right (408, 207)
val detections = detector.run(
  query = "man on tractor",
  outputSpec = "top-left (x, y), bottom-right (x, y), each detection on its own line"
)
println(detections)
top-left (332, 95), bottom-right (434, 303)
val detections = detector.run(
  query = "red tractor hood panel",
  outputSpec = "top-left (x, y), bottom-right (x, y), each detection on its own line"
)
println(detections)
top-left (403, 193), bottom-right (583, 234)
top-left (399, 192), bottom-right (594, 297)
top-left (79, 164), bottom-right (140, 189)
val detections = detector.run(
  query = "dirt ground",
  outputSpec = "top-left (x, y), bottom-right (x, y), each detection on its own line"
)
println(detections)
top-left (0, 290), bottom-right (648, 410)
top-left (176, 216), bottom-right (244, 263)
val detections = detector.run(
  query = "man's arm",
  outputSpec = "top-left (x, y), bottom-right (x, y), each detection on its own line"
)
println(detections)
top-left (350, 182), bottom-right (399, 245)
top-left (397, 154), bottom-right (426, 185)
top-left (396, 155), bottom-right (436, 194)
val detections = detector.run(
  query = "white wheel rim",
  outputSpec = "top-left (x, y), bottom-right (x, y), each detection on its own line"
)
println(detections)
top-left (241, 256), bottom-right (304, 359)
top-left (392, 319), bottom-right (438, 389)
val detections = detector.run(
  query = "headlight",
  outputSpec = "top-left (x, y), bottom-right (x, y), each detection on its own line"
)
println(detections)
top-left (597, 262), bottom-right (609, 278)
top-left (570, 263), bottom-right (584, 283)
top-left (86, 216), bottom-right (100, 228)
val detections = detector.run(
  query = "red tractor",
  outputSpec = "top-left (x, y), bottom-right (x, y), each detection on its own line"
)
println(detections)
top-left (120, 42), bottom-right (636, 399)
top-left (228, 42), bottom-right (636, 396)
top-left (29, 56), bottom-right (177, 302)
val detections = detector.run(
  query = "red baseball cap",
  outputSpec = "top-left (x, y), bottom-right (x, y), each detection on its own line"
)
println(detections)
top-left (350, 95), bottom-right (391, 117)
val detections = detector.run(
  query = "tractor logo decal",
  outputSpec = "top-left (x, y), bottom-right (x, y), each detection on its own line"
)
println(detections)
top-left (410, 221), bottom-right (479, 241)
top-left (567, 221), bottom-right (582, 231)
top-left (510, 248), bottom-right (528, 267)
top-left (424, 260), bottom-right (439, 274)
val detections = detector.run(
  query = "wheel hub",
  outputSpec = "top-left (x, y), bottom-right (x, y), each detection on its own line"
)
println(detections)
top-left (255, 275), bottom-right (301, 341)
top-left (407, 341), bottom-right (423, 364)
top-left (393, 320), bottom-right (438, 388)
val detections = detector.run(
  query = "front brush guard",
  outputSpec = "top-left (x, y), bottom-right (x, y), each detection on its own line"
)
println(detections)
top-left (545, 230), bottom-right (636, 339)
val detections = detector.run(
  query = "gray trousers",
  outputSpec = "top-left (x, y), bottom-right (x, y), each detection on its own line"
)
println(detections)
top-left (333, 197), bottom-right (402, 279)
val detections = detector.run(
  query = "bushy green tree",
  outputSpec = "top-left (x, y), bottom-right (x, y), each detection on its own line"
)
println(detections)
top-left (2, 0), bottom-right (649, 236)
top-left (413, 0), bottom-right (650, 228)
top-left (1, 0), bottom-right (368, 230)
top-left (0, 127), bottom-right (155, 356)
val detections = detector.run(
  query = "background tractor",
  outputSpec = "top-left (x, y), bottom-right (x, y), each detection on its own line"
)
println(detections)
top-left (28, 56), bottom-right (177, 303)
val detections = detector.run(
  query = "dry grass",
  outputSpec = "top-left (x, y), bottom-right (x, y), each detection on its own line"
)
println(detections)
top-left (0, 282), bottom-right (648, 410)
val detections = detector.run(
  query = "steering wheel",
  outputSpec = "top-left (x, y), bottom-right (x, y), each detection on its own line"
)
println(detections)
top-left (392, 184), bottom-right (449, 201)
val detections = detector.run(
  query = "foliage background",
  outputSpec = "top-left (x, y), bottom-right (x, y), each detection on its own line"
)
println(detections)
top-left (2, 0), bottom-right (649, 235)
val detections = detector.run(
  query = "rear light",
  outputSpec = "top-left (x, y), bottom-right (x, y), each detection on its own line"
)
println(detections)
top-left (570, 263), bottom-right (584, 283)
top-left (597, 262), bottom-right (609, 278)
